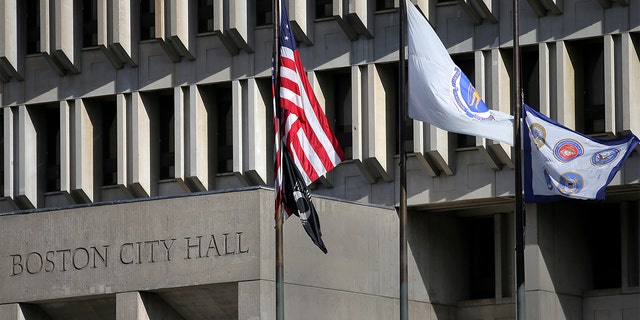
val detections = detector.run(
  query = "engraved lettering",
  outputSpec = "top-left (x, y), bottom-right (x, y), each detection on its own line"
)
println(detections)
top-left (185, 236), bottom-right (203, 259)
top-left (26, 252), bottom-right (43, 274)
top-left (72, 247), bottom-right (90, 270)
top-left (10, 254), bottom-right (23, 276)
top-left (144, 240), bottom-right (159, 263)
top-left (223, 233), bottom-right (235, 255)
top-left (56, 249), bottom-right (71, 271)
top-left (205, 234), bottom-right (221, 257)
top-left (136, 242), bottom-right (142, 264)
top-left (161, 239), bottom-right (175, 261)
top-left (120, 243), bottom-right (134, 264)
top-left (44, 251), bottom-right (55, 272)
top-left (237, 232), bottom-right (249, 254)
top-left (91, 246), bottom-right (108, 268)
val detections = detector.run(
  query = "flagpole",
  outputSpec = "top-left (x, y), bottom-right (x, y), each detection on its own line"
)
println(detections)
top-left (273, 0), bottom-right (285, 319)
top-left (512, 0), bottom-right (525, 319)
top-left (399, 1), bottom-right (409, 319)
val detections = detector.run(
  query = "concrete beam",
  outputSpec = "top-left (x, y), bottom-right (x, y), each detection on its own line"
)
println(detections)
top-left (16, 106), bottom-right (37, 209)
top-left (185, 85), bottom-right (209, 191)
top-left (0, 0), bottom-right (24, 80)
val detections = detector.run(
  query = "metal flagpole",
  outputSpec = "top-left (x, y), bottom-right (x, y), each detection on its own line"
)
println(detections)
top-left (512, 0), bottom-right (525, 319)
top-left (273, 0), bottom-right (285, 319)
top-left (399, 1), bottom-right (409, 319)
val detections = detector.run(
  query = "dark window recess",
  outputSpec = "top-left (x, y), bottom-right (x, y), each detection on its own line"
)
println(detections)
top-left (82, 0), bottom-right (99, 47)
top-left (376, 0), bottom-right (395, 11)
top-left (587, 208), bottom-right (622, 289)
top-left (453, 55), bottom-right (476, 148)
top-left (316, 0), bottom-right (333, 19)
top-left (197, 0), bottom-right (214, 33)
top-left (333, 72), bottom-right (353, 160)
top-left (467, 217), bottom-right (495, 300)
top-left (256, 0), bottom-right (273, 26)
top-left (215, 86), bottom-right (233, 173)
top-left (102, 105), bottom-right (117, 186)
top-left (522, 48), bottom-right (540, 110)
top-left (628, 207), bottom-right (640, 287)
top-left (140, 0), bottom-right (155, 40)
top-left (158, 94), bottom-right (175, 180)
top-left (0, 119), bottom-right (4, 196)
top-left (26, 0), bottom-right (41, 54)
top-left (571, 39), bottom-right (605, 134)
top-left (45, 108), bottom-right (61, 192)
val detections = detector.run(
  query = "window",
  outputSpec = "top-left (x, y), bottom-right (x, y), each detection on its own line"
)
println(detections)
top-left (99, 100), bottom-right (118, 186)
top-left (256, 0), bottom-right (273, 26)
top-left (467, 217), bottom-right (495, 299)
top-left (140, 0), bottom-right (155, 40)
top-left (44, 107), bottom-right (61, 192)
top-left (157, 92), bottom-right (175, 180)
top-left (82, 0), bottom-right (98, 47)
top-left (522, 46), bottom-right (540, 110)
top-left (586, 205), bottom-right (622, 289)
top-left (215, 85), bottom-right (233, 174)
top-left (0, 115), bottom-right (3, 196)
top-left (452, 54), bottom-right (477, 148)
top-left (197, 0), bottom-right (214, 33)
top-left (26, 0), bottom-right (41, 54)
top-left (316, 0), bottom-right (333, 19)
top-left (317, 68), bottom-right (353, 159)
top-left (569, 39), bottom-right (605, 134)
top-left (376, 0), bottom-right (395, 11)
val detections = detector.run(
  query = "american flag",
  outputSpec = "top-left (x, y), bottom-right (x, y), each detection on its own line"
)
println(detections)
top-left (273, 0), bottom-right (344, 251)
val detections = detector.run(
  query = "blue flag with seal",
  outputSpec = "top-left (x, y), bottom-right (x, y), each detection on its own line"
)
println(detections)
top-left (406, 1), bottom-right (514, 145)
top-left (523, 104), bottom-right (639, 202)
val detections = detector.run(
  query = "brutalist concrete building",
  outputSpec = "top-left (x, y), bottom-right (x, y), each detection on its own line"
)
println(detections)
top-left (0, 1), bottom-right (638, 319)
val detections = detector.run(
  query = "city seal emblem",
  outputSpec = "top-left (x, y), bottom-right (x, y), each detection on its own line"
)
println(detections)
top-left (451, 67), bottom-right (494, 121)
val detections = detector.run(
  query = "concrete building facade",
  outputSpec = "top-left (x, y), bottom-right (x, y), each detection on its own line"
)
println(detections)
top-left (0, 0), bottom-right (638, 319)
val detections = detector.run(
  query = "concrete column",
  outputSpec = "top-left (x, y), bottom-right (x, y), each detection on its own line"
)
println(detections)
top-left (0, 0), bottom-right (23, 80)
top-left (289, 0), bottom-right (312, 44)
top-left (228, 0), bottom-right (250, 51)
top-left (116, 292), bottom-right (147, 320)
top-left (239, 280), bottom-right (272, 320)
top-left (4, 108), bottom-right (15, 198)
top-left (39, 0), bottom-right (51, 54)
top-left (555, 41), bottom-right (576, 129)
top-left (173, 87), bottom-right (185, 180)
top-left (130, 92), bottom-right (151, 197)
top-left (0, 303), bottom-right (49, 320)
top-left (351, 65), bottom-right (364, 160)
top-left (603, 34), bottom-right (616, 134)
top-left (186, 85), bottom-right (209, 191)
top-left (232, 80), bottom-right (244, 175)
top-left (167, 0), bottom-right (194, 59)
top-left (621, 33), bottom-right (639, 134)
top-left (17, 106), bottom-right (37, 209)
top-left (73, 98), bottom-right (94, 202)
top-left (539, 42), bottom-right (551, 115)
top-left (52, 0), bottom-right (80, 73)
top-left (111, 0), bottom-right (137, 66)
top-left (116, 94), bottom-right (129, 187)
top-left (116, 291), bottom-right (183, 320)
top-left (59, 100), bottom-right (71, 193)
top-left (364, 64), bottom-right (393, 181)
top-left (490, 49), bottom-right (511, 122)
top-left (245, 78), bottom-right (268, 185)
top-left (415, 0), bottom-right (436, 24)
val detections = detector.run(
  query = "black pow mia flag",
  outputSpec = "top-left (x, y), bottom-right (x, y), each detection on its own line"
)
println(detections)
top-left (281, 148), bottom-right (328, 254)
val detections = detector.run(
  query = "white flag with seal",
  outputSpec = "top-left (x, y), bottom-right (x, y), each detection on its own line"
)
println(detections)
top-left (406, 1), bottom-right (514, 145)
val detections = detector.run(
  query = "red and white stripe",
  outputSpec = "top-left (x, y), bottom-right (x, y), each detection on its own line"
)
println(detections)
top-left (278, 46), bottom-right (344, 186)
